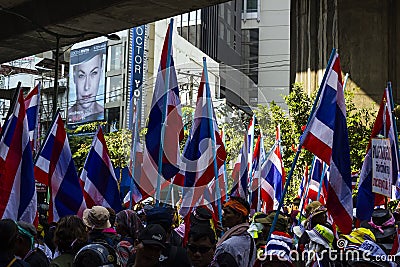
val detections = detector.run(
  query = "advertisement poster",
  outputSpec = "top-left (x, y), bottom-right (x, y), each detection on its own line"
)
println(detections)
top-left (68, 41), bottom-right (106, 125)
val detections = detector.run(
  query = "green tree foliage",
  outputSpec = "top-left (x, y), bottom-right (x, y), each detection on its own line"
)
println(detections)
top-left (69, 121), bottom-right (132, 173)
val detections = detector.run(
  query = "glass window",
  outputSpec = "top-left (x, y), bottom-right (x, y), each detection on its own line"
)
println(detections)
top-left (106, 75), bottom-right (123, 103)
top-left (242, 0), bottom-right (258, 13)
top-left (107, 45), bottom-right (123, 71)
top-left (241, 28), bottom-right (259, 84)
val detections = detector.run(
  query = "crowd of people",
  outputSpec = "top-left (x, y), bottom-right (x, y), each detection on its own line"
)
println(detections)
top-left (1, 196), bottom-right (400, 267)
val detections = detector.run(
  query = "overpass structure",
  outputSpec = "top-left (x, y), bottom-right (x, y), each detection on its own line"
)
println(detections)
top-left (0, 0), bottom-right (228, 64)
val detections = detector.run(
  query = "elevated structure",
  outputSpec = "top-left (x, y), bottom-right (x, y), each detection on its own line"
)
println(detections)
top-left (0, 0), bottom-right (229, 64)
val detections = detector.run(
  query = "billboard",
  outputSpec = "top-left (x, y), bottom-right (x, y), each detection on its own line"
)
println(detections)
top-left (68, 41), bottom-right (107, 125)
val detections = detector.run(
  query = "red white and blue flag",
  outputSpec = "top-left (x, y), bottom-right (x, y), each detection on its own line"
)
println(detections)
top-left (301, 51), bottom-right (352, 234)
top-left (80, 127), bottom-right (121, 212)
top-left (141, 19), bottom-right (183, 198)
top-left (305, 157), bottom-right (328, 205)
top-left (34, 112), bottom-right (86, 222)
top-left (24, 83), bottom-right (40, 153)
top-left (0, 88), bottom-right (37, 223)
top-left (180, 59), bottom-right (226, 188)
top-left (356, 87), bottom-right (399, 221)
top-left (230, 118), bottom-right (254, 199)
top-left (260, 128), bottom-right (285, 212)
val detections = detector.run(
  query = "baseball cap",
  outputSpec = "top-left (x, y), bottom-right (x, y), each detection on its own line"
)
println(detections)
top-left (138, 224), bottom-right (166, 249)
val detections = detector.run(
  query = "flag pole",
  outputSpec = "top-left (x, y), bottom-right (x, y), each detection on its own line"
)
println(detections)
top-left (222, 126), bottom-right (229, 201)
top-left (248, 115), bottom-right (255, 204)
top-left (203, 57), bottom-right (223, 226)
top-left (155, 19), bottom-right (174, 206)
top-left (316, 162), bottom-right (327, 201)
top-left (267, 48), bottom-right (337, 242)
top-left (387, 82), bottom-right (400, 190)
top-left (297, 157), bottom-right (314, 223)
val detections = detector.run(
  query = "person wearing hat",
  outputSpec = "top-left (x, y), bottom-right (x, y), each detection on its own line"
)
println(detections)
top-left (349, 240), bottom-right (393, 267)
top-left (73, 243), bottom-right (119, 267)
top-left (210, 196), bottom-right (256, 267)
top-left (360, 208), bottom-right (397, 254)
top-left (253, 211), bottom-right (293, 267)
top-left (127, 224), bottom-right (166, 267)
top-left (341, 228), bottom-right (376, 249)
top-left (0, 219), bottom-right (30, 267)
top-left (68, 42), bottom-right (106, 124)
top-left (83, 206), bottom-right (119, 247)
top-left (15, 221), bottom-right (50, 267)
top-left (145, 207), bottom-right (191, 267)
top-left (304, 224), bottom-right (334, 267)
top-left (297, 203), bottom-right (328, 255)
top-left (115, 210), bottom-right (144, 267)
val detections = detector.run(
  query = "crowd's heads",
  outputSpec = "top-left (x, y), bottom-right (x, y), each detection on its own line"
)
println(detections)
top-left (264, 230), bottom-right (294, 266)
top-left (349, 240), bottom-right (391, 267)
top-left (222, 196), bottom-right (250, 228)
top-left (83, 206), bottom-right (111, 230)
top-left (16, 221), bottom-right (37, 249)
top-left (145, 207), bottom-right (173, 233)
top-left (190, 206), bottom-right (213, 227)
top-left (360, 208), bottom-right (396, 253)
top-left (54, 215), bottom-right (88, 254)
top-left (106, 207), bottom-right (116, 227)
top-left (306, 204), bottom-right (327, 229)
top-left (134, 224), bottom-right (166, 267)
top-left (341, 227), bottom-right (376, 246)
top-left (187, 225), bottom-right (216, 267)
top-left (0, 219), bottom-right (18, 253)
top-left (138, 224), bottom-right (166, 248)
top-left (306, 224), bottom-right (334, 249)
top-left (305, 201), bottom-right (322, 218)
top-left (73, 243), bottom-right (118, 267)
top-left (115, 209), bottom-right (144, 240)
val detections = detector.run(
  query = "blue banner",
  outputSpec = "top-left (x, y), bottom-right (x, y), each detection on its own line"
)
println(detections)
top-left (129, 25), bottom-right (145, 129)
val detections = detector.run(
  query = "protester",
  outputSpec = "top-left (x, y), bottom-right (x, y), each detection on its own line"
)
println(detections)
top-left (0, 219), bottom-right (30, 267)
top-left (305, 224), bottom-right (335, 267)
top-left (348, 240), bottom-right (393, 267)
top-left (210, 196), bottom-right (256, 267)
top-left (187, 224), bottom-right (216, 267)
top-left (145, 207), bottom-right (191, 266)
top-left (15, 221), bottom-right (49, 267)
top-left (253, 211), bottom-right (292, 267)
top-left (127, 224), bottom-right (166, 267)
top-left (83, 206), bottom-right (120, 247)
top-left (73, 243), bottom-right (119, 267)
top-left (50, 215), bottom-right (88, 267)
top-left (115, 210), bottom-right (144, 267)
top-left (103, 207), bottom-right (118, 238)
top-left (341, 227), bottom-right (376, 249)
top-left (360, 208), bottom-right (397, 254)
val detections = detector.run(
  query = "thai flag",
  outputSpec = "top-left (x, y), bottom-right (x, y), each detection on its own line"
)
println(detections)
top-left (301, 51), bottom-right (352, 234)
top-left (249, 133), bottom-right (268, 210)
top-left (0, 87), bottom-right (37, 223)
top-left (356, 87), bottom-right (399, 221)
top-left (260, 128), bottom-right (285, 212)
top-left (298, 164), bottom-right (309, 198)
top-left (141, 19), bottom-right (183, 192)
top-left (305, 157), bottom-right (328, 204)
top-left (230, 119), bottom-right (253, 199)
top-left (24, 83), bottom-right (40, 152)
top-left (34, 112), bottom-right (86, 222)
top-left (80, 127), bottom-right (121, 212)
top-left (180, 59), bottom-right (226, 188)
